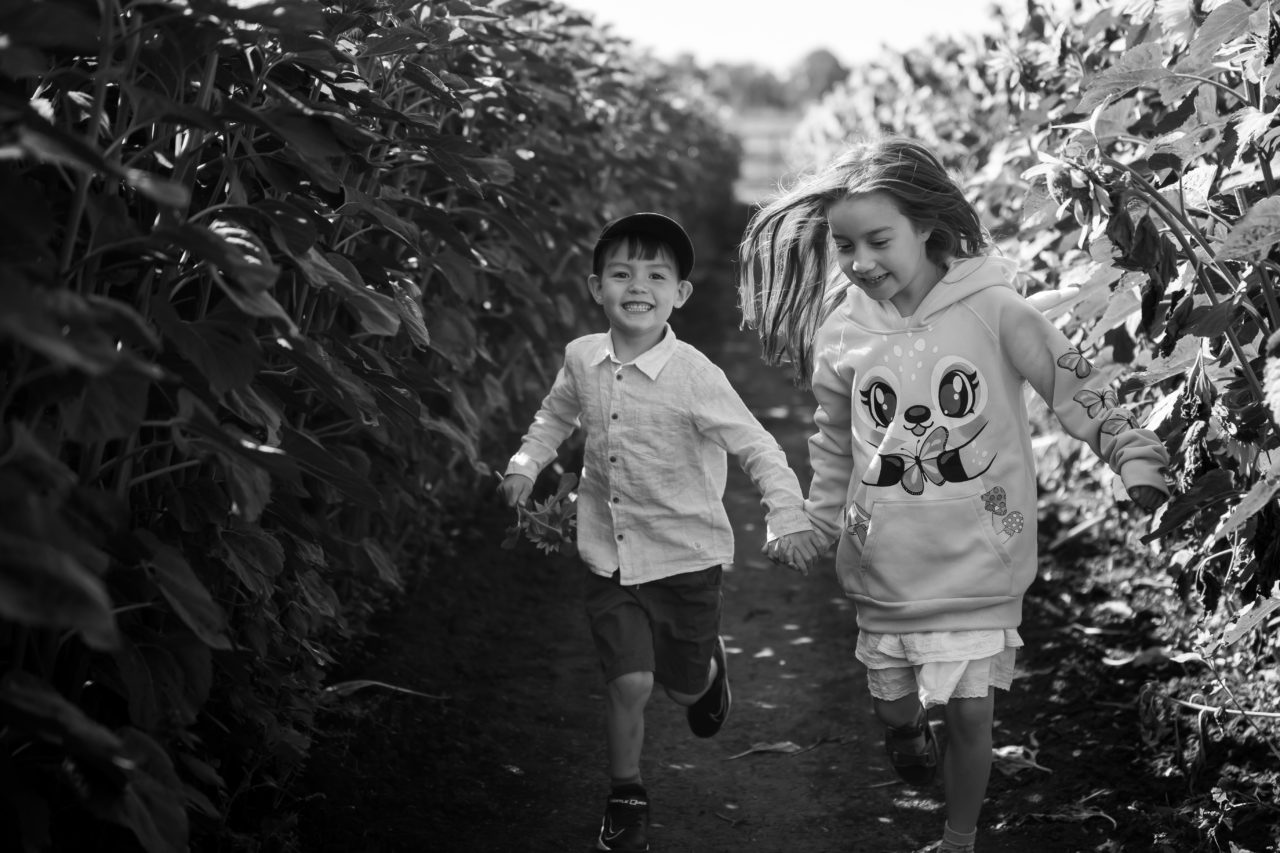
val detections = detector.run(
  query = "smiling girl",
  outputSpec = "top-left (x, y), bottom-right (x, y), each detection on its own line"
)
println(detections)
top-left (739, 138), bottom-right (1169, 852)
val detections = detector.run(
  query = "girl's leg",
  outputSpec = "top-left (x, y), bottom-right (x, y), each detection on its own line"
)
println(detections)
top-left (605, 671), bottom-right (654, 782)
top-left (941, 692), bottom-right (995, 834)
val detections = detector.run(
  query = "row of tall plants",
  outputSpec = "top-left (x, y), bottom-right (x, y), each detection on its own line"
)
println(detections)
top-left (0, 0), bottom-right (739, 849)
top-left (792, 0), bottom-right (1278, 847)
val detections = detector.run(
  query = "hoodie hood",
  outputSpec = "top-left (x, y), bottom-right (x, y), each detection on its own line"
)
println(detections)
top-left (839, 255), bottom-right (1020, 332)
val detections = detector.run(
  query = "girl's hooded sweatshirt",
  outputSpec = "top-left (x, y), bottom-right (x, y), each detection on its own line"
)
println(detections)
top-left (805, 255), bottom-right (1168, 634)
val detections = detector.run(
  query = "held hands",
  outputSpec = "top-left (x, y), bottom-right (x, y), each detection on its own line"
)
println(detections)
top-left (764, 530), bottom-right (824, 576)
top-left (1127, 484), bottom-right (1168, 512)
top-left (497, 473), bottom-right (534, 507)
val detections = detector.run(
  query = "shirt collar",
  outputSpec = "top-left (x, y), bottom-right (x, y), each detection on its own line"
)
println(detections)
top-left (590, 325), bottom-right (679, 379)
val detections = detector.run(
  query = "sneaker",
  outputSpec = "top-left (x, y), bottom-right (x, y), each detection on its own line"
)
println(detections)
top-left (686, 635), bottom-right (731, 738)
top-left (596, 784), bottom-right (649, 852)
top-left (884, 710), bottom-right (938, 786)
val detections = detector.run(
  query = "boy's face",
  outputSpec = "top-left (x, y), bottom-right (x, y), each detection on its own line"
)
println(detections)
top-left (588, 241), bottom-right (691, 342)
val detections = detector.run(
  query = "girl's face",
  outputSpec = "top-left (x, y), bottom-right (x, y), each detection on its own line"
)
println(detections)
top-left (827, 192), bottom-right (941, 317)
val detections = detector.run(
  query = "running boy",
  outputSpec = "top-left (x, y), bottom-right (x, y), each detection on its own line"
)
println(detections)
top-left (499, 212), bottom-right (821, 853)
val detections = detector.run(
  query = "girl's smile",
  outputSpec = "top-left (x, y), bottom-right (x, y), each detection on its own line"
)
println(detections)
top-left (827, 192), bottom-right (942, 317)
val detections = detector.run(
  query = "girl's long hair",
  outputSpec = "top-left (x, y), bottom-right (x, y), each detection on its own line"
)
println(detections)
top-left (738, 136), bottom-right (989, 385)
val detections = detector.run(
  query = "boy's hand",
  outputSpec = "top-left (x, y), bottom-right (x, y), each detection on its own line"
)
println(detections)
top-left (497, 473), bottom-right (534, 507)
top-left (1127, 484), bottom-right (1168, 512)
top-left (765, 530), bottom-right (823, 576)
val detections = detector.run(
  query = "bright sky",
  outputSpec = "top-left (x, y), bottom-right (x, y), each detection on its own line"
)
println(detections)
top-left (563, 0), bottom-right (1020, 74)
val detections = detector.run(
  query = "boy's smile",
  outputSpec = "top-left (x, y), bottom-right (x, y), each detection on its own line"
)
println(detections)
top-left (588, 243), bottom-right (692, 358)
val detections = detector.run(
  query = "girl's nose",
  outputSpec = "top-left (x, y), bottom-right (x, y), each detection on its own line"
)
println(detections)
top-left (850, 253), bottom-right (875, 272)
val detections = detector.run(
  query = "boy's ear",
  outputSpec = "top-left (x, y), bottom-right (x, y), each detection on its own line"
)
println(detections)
top-left (587, 274), bottom-right (604, 303)
top-left (674, 279), bottom-right (693, 308)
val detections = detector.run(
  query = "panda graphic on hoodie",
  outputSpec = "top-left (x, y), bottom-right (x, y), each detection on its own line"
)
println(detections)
top-left (803, 256), bottom-right (1169, 635)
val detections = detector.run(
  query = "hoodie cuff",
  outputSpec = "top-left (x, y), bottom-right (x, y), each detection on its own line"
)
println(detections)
top-left (1119, 460), bottom-right (1170, 496)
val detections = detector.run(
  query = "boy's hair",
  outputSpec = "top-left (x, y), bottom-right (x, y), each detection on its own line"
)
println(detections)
top-left (738, 136), bottom-right (989, 384)
top-left (592, 212), bottom-right (695, 279)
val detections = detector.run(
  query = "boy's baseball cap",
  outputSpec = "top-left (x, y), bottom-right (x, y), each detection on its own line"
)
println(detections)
top-left (592, 212), bottom-right (695, 279)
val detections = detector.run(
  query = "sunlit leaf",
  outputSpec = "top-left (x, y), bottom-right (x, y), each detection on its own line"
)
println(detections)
top-left (1217, 196), bottom-right (1280, 261)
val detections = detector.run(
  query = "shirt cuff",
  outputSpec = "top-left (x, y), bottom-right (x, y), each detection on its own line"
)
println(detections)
top-left (764, 506), bottom-right (813, 540)
top-left (504, 450), bottom-right (543, 482)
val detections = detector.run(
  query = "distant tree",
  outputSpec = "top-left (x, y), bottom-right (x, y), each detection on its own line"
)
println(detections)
top-left (787, 48), bottom-right (848, 104)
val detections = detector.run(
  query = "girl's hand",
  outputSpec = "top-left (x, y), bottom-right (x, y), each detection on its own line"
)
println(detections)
top-left (497, 473), bottom-right (534, 507)
top-left (1127, 484), bottom-right (1168, 512)
top-left (764, 531), bottom-right (822, 576)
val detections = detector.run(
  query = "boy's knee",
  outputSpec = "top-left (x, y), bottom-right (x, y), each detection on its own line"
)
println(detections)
top-left (609, 671), bottom-right (654, 704)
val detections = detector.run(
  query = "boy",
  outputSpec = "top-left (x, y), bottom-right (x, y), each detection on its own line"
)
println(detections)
top-left (498, 212), bottom-right (820, 852)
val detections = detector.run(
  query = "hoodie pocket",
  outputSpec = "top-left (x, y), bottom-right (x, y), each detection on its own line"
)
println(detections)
top-left (852, 495), bottom-right (1015, 603)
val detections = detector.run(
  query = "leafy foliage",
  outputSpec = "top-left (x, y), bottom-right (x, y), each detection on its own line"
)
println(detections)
top-left (0, 0), bottom-right (738, 849)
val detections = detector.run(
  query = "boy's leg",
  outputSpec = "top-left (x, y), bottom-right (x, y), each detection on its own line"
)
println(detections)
top-left (639, 566), bottom-right (730, 737)
top-left (869, 671), bottom-right (938, 786)
top-left (605, 671), bottom-right (654, 782)
top-left (940, 693), bottom-right (994, 835)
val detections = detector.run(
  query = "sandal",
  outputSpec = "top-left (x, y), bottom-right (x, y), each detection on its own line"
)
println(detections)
top-left (884, 710), bottom-right (938, 786)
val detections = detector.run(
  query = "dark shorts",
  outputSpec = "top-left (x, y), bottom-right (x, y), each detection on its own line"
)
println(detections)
top-left (583, 565), bottom-right (723, 695)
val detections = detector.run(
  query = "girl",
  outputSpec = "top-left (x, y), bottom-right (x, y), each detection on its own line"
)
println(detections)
top-left (741, 137), bottom-right (1168, 852)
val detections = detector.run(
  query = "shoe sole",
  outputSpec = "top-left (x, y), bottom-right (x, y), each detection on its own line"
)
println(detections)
top-left (687, 636), bottom-right (730, 738)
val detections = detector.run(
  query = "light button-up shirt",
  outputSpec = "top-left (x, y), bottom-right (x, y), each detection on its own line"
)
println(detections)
top-left (507, 326), bottom-right (810, 584)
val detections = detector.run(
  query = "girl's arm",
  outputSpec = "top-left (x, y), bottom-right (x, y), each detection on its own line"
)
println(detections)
top-left (1001, 296), bottom-right (1169, 496)
top-left (804, 326), bottom-right (857, 545)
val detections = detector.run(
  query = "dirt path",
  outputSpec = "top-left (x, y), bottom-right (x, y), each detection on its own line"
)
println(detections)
top-left (299, 330), bottom-right (1135, 853)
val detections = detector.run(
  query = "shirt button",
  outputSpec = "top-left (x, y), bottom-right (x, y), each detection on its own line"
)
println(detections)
top-left (609, 455), bottom-right (617, 463)
top-left (611, 413), bottom-right (619, 420)
top-left (615, 374), bottom-right (622, 381)
top-left (612, 497), bottom-right (620, 503)
top-left (616, 534), bottom-right (624, 541)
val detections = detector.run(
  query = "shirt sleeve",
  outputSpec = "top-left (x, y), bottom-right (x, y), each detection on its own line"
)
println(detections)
top-left (1001, 296), bottom-right (1170, 495)
top-left (505, 350), bottom-right (582, 481)
top-left (804, 322), bottom-right (856, 547)
top-left (690, 366), bottom-right (812, 538)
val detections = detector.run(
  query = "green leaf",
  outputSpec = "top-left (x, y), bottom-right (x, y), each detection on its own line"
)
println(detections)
top-left (296, 248), bottom-right (401, 336)
top-left (0, 671), bottom-right (129, 775)
top-left (92, 728), bottom-right (190, 853)
top-left (360, 537), bottom-right (402, 588)
top-left (1077, 43), bottom-right (1170, 113)
top-left (133, 529), bottom-right (233, 651)
top-left (58, 366), bottom-right (151, 443)
top-left (1141, 469), bottom-right (1238, 543)
top-left (152, 298), bottom-right (261, 396)
top-left (1205, 470), bottom-right (1280, 546)
top-left (425, 302), bottom-right (478, 369)
top-left (1218, 593), bottom-right (1280, 648)
top-left (0, 531), bottom-right (118, 649)
top-left (390, 281), bottom-right (430, 349)
top-left (218, 526), bottom-right (284, 599)
top-left (281, 427), bottom-right (381, 506)
top-left (1180, 1), bottom-right (1258, 68)
top-left (1217, 196), bottom-right (1280, 261)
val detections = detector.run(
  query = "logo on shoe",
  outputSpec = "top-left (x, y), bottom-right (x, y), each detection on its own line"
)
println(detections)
top-left (609, 797), bottom-right (647, 807)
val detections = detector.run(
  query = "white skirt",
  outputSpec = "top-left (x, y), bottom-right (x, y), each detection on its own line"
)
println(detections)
top-left (856, 629), bottom-right (1023, 707)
